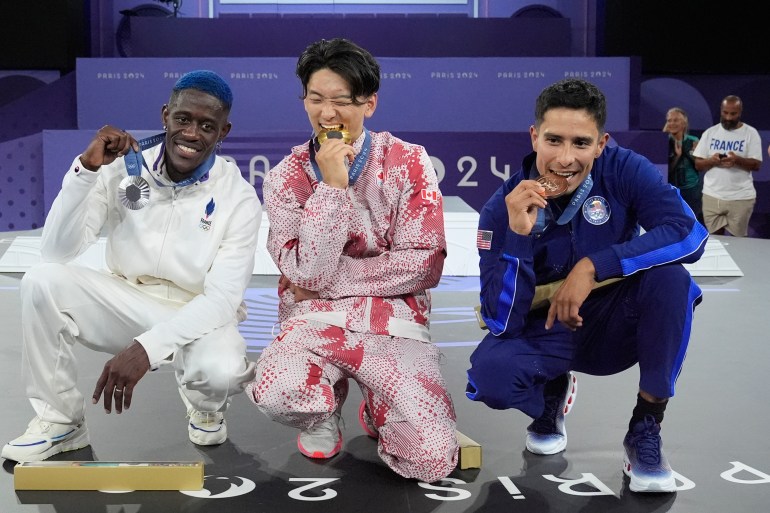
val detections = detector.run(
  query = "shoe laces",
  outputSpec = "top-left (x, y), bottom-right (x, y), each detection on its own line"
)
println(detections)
top-left (530, 392), bottom-right (562, 434)
top-left (189, 410), bottom-right (221, 427)
top-left (29, 417), bottom-right (75, 435)
top-left (630, 415), bottom-right (663, 465)
top-left (30, 419), bottom-right (53, 434)
top-left (306, 413), bottom-right (343, 437)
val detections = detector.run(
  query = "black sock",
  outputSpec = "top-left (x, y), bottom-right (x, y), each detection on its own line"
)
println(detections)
top-left (544, 373), bottom-right (569, 396)
top-left (629, 393), bottom-right (667, 431)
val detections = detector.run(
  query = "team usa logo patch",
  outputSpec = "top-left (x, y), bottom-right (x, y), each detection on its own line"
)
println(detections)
top-left (199, 197), bottom-right (216, 231)
top-left (477, 230), bottom-right (493, 250)
top-left (421, 189), bottom-right (440, 203)
top-left (582, 196), bottom-right (610, 225)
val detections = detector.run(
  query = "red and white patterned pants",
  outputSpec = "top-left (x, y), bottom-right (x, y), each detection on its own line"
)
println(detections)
top-left (247, 318), bottom-right (458, 482)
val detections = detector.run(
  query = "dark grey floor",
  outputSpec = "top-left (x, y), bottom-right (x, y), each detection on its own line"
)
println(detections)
top-left (1, 234), bottom-right (769, 512)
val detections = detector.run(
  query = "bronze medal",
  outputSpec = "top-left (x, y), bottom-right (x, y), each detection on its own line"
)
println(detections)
top-left (536, 174), bottom-right (569, 198)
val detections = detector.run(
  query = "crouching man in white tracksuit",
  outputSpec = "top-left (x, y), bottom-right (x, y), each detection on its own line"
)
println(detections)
top-left (2, 70), bottom-right (261, 462)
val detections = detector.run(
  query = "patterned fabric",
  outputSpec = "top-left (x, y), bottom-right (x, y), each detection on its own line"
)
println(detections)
top-left (248, 318), bottom-right (458, 483)
top-left (252, 130), bottom-right (457, 481)
top-left (263, 130), bottom-right (446, 339)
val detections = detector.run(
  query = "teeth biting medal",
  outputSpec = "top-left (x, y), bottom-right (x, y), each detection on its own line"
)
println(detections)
top-left (309, 125), bottom-right (372, 186)
top-left (536, 174), bottom-right (569, 198)
top-left (317, 125), bottom-right (352, 145)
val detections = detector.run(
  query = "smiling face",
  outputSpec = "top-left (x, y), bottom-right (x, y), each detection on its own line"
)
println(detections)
top-left (664, 109), bottom-right (687, 138)
top-left (303, 68), bottom-right (376, 142)
top-left (161, 89), bottom-right (231, 182)
top-left (530, 107), bottom-right (609, 194)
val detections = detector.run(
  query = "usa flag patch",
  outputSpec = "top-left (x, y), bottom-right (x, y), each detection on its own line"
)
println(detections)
top-left (477, 230), bottom-right (493, 250)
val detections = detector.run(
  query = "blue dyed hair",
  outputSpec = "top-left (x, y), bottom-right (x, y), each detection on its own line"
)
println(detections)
top-left (171, 70), bottom-right (233, 112)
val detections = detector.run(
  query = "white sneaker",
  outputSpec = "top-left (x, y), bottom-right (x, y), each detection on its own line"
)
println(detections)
top-left (297, 413), bottom-right (342, 459)
top-left (179, 390), bottom-right (227, 446)
top-left (2, 417), bottom-right (90, 462)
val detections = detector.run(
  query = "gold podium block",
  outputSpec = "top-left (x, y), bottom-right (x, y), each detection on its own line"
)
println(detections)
top-left (14, 461), bottom-right (204, 491)
top-left (456, 431), bottom-right (482, 469)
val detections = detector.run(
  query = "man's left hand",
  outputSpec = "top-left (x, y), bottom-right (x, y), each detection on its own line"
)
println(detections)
top-left (92, 340), bottom-right (151, 414)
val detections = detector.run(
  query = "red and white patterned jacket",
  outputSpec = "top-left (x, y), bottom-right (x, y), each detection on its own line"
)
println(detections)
top-left (264, 130), bottom-right (446, 341)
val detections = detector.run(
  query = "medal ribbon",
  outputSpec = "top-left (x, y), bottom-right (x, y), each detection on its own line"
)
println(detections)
top-left (529, 167), bottom-right (594, 228)
top-left (123, 133), bottom-right (165, 177)
top-left (124, 132), bottom-right (216, 187)
top-left (555, 174), bottom-right (593, 225)
top-left (309, 128), bottom-right (371, 185)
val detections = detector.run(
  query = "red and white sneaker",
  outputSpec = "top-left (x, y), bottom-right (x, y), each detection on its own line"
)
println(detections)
top-left (358, 400), bottom-right (379, 439)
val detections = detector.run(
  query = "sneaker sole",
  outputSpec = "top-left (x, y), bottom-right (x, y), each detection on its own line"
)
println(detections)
top-left (623, 452), bottom-right (677, 492)
top-left (189, 432), bottom-right (227, 446)
top-left (525, 433), bottom-right (567, 455)
top-left (189, 423), bottom-right (227, 446)
top-left (563, 373), bottom-right (577, 415)
top-left (2, 425), bottom-right (90, 462)
top-left (358, 401), bottom-right (378, 439)
top-left (297, 430), bottom-right (342, 459)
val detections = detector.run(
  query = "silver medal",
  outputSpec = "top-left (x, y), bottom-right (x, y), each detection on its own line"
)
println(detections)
top-left (118, 175), bottom-right (150, 210)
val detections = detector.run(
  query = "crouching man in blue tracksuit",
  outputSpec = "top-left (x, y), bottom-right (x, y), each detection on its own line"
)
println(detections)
top-left (466, 78), bottom-right (708, 493)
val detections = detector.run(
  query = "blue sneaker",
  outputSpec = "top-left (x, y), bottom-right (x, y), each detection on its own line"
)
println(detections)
top-left (525, 372), bottom-right (577, 455)
top-left (623, 414), bottom-right (676, 492)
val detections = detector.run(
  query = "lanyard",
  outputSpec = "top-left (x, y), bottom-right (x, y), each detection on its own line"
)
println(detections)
top-left (554, 174), bottom-right (593, 225)
top-left (309, 128), bottom-right (371, 185)
top-left (530, 168), bottom-right (594, 228)
top-left (124, 133), bottom-right (216, 187)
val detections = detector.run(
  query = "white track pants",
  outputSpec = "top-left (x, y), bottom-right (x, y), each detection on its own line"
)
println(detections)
top-left (20, 263), bottom-right (255, 424)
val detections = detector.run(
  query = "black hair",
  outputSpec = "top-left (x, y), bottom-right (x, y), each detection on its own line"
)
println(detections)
top-left (534, 78), bottom-right (607, 134)
top-left (296, 38), bottom-right (380, 105)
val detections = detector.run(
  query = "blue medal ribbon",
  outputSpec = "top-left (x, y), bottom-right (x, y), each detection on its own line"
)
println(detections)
top-left (123, 133), bottom-right (165, 177)
top-left (124, 132), bottom-right (216, 187)
top-left (309, 128), bottom-right (371, 186)
top-left (529, 167), bottom-right (594, 228)
top-left (555, 174), bottom-right (593, 225)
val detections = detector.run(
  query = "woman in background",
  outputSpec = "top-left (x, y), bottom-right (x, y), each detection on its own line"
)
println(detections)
top-left (663, 107), bottom-right (702, 222)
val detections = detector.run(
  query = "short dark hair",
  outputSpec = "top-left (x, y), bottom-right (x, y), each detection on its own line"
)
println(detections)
top-left (534, 78), bottom-right (607, 134)
top-left (296, 38), bottom-right (380, 105)
top-left (169, 70), bottom-right (233, 113)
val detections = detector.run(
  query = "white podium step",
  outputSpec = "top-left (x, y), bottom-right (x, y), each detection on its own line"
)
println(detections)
top-left (0, 197), bottom-right (485, 276)
top-left (0, 199), bottom-right (741, 277)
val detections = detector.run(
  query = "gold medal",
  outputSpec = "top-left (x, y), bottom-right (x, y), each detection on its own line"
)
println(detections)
top-left (536, 174), bottom-right (569, 198)
top-left (317, 126), bottom-right (352, 145)
top-left (118, 175), bottom-right (150, 210)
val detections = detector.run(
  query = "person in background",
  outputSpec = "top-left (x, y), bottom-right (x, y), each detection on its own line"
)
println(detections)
top-left (693, 95), bottom-right (762, 236)
top-left (2, 70), bottom-right (260, 462)
top-left (663, 107), bottom-right (702, 222)
top-left (247, 38), bottom-right (458, 483)
top-left (466, 78), bottom-right (708, 493)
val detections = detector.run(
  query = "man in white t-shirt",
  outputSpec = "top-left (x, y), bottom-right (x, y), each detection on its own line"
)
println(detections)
top-left (693, 95), bottom-right (762, 236)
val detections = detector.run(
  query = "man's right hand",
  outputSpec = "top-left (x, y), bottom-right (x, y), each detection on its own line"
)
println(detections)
top-left (92, 340), bottom-right (150, 414)
top-left (505, 179), bottom-right (548, 235)
top-left (278, 274), bottom-right (320, 302)
top-left (79, 125), bottom-right (140, 172)
top-left (314, 138), bottom-right (355, 189)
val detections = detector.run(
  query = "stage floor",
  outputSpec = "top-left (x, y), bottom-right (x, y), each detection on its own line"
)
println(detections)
top-left (0, 234), bottom-right (768, 512)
